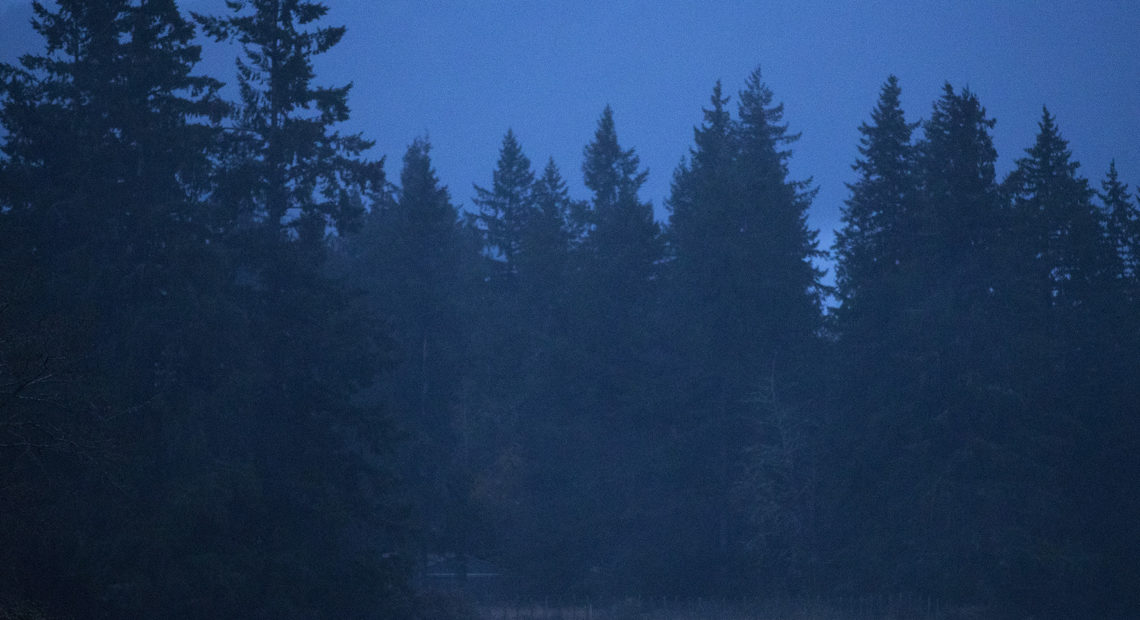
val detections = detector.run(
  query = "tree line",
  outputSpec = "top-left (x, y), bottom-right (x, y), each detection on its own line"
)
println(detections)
top-left (1, 2), bottom-right (1137, 618)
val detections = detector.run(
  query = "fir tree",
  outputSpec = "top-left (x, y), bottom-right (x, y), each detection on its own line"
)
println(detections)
top-left (0, 0), bottom-right (224, 271)
top-left (833, 75), bottom-right (918, 324)
top-left (580, 105), bottom-right (662, 283)
top-left (522, 158), bottom-right (574, 282)
top-left (516, 157), bottom-right (576, 323)
top-left (732, 67), bottom-right (825, 346)
top-left (1006, 108), bottom-right (1112, 310)
top-left (473, 129), bottom-right (535, 278)
top-left (916, 84), bottom-right (1002, 269)
top-left (351, 137), bottom-right (480, 565)
top-left (665, 70), bottom-right (826, 591)
top-left (1100, 160), bottom-right (1138, 288)
top-left (195, 0), bottom-right (382, 248)
top-left (668, 80), bottom-right (735, 273)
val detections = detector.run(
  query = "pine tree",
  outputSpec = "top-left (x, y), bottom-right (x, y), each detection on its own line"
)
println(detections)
top-left (517, 106), bottom-right (665, 594)
top-left (827, 84), bottom-right (1029, 605)
top-left (911, 85), bottom-right (1001, 269)
top-left (669, 80), bottom-right (735, 276)
top-left (995, 107), bottom-right (1138, 617)
top-left (473, 129), bottom-right (535, 278)
top-left (0, 1), bottom-right (243, 615)
top-left (194, 0), bottom-right (382, 249)
top-left (1006, 108), bottom-right (1112, 312)
top-left (350, 137), bottom-right (480, 565)
top-left (903, 83), bottom-right (1008, 398)
top-left (664, 70), bottom-right (826, 592)
top-left (1100, 161), bottom-right (1138, 290)
top-left (842, 88), bottom-right (1073, 608)
top-left (0, 0), bottom-right (224, 273)
top-left (580, 105), bottom-right (662, 284)
top-left (732, 67), bottom-right (825, 349)
top-left (825, 76), bottom-right (923, 596)
top-left (833, 75), bottom-right (918, 324)
top-left (519, 158), bottom-right (574, 290)
top-left (1089, 165), bottom-right (1140, 619)
top-left (184, 3), bottom-right (412, 616)
top-left (513, 156), bottom-right (578, 340)
top-left (574, 104), bottom-right (663, 392)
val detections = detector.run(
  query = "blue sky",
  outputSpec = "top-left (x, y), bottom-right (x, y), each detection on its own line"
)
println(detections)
top-left (3, 1), bottom-right (1139, 278)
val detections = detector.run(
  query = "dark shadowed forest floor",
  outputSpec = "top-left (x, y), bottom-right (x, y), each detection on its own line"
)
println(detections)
top-left (433, 595), bottom-right (993, 620)
top-left (474, 598), bottom-right (986, 619)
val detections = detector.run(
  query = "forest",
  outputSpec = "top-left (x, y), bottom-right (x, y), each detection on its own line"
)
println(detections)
top-left (1, 1), bottom-right (1138, 619)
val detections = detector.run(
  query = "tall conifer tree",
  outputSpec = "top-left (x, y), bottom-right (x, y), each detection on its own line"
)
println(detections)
top-left (520, 158), bottom-right (575, 293)
top-left (665, 69), bottom-right (826, 591)
top-left (0, 3), bottom-right (227, 613)
top-left (732, 68), bottom-right (825, 348)
top-left (1100, 161), bottom-right (1138, 290)
top-left (581, 105), bottom-right (662, 284)
top-left (1006, 108), bottom-right (1112, 313)
top-left (350, 138), bottom-right (481, 567)
top-left (834, 75), bottom-right (917, 325)
top-left (195, 0), bottom-right (382, 248)
top-left (473, 129), bottom-right (535, 278)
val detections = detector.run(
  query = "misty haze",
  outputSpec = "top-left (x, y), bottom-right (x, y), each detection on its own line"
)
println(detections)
top-left (1, 1), bottom-right (1138, 619)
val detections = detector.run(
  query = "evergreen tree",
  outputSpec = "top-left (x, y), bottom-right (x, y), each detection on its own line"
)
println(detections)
top-left (1089, 166), bottom-right (1140, 620)
top-left (903, 83), bottom-right (1008, 397)
top-left (665, 70), bottom-right (826, 593)
top-left (731, 67), bottom-right (825, 350)
top-left (0, 0), bottom-right (222, 610)
top-left (669, 80), bottom-right (735, 272)
top-left (510, 106), bottom-right (666, 595)
top-left (833, 75), bottom-right (918, 324)
top-left (825, 76), bottom-right (922, 598)
top-left (0, 0), bottom-right (223, 274)
top-left (899, 84), bottom-right (1010, 599)
top-left (182, 2), bottom-right (412, 615)
top-left (0, 2), bottom-right (370, 616)
top-left (473, 129), bottom-right (535, 278)
top-left (1100, 161), bottom-right (1138, 291)
top-left (580, 105), bottom-right (662, 284)
top-left (663, 80), bottom-right (743, 588)
top-left (1006, 108), bottom-right (1113, 314)
top-left (1002, 109), bottom-right (1115, 425)
top-left (519, 158), bottom-right (575, 296)
top-left (349, 138), bottom-right (480, 566)
top-left (826, 84), bottom-right (1021, 606)
top-left (575, 105), bottom-right (663, 369)
top-left (194, 0), bottom-right (382, 248)
top-left (469, 156), bottom-right (586, 588)
top-left (995, 108), bottom-right (1137, 617)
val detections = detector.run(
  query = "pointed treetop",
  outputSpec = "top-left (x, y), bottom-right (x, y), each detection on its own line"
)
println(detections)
top-left (401, 136), bottom-right (448, 200)
top-left (1019, 106), bottom-right (1080, 179)
top-left (1100, 159), bottom-right (1139, 280)
top-left (921, 83), bottom-right (999, 199)
top-left (736, 66), bottom-right (801, 174)
top-left (583, 105), bottom-right (648, 209)
top-left (534, 157), bottom-right (569, 208)
top-left (689, 80), bottom-right (733, 169)
top-left (523, 156), bottom-right (574, 255)
top-left (1102, 160), bottom-right (1131, 201)
top-left (851, 75), bottom-right (915, 178)
top-left (483, 129), bottom-right (534, 197)
top-left (834, 74), bottom-right (918, 309)
top-left (473, 129), bottom-right (536, 272)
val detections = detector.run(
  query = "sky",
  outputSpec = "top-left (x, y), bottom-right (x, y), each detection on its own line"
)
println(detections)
top-left (2, 0), bottom-right (1139, 279)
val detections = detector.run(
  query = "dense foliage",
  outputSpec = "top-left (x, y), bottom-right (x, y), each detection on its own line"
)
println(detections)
top-left (2, 3), bottom-right (1137, 618)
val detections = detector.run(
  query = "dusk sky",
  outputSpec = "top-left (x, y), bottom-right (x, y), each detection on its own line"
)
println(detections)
top-left (3, 1), bottom-right (1138, 277)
